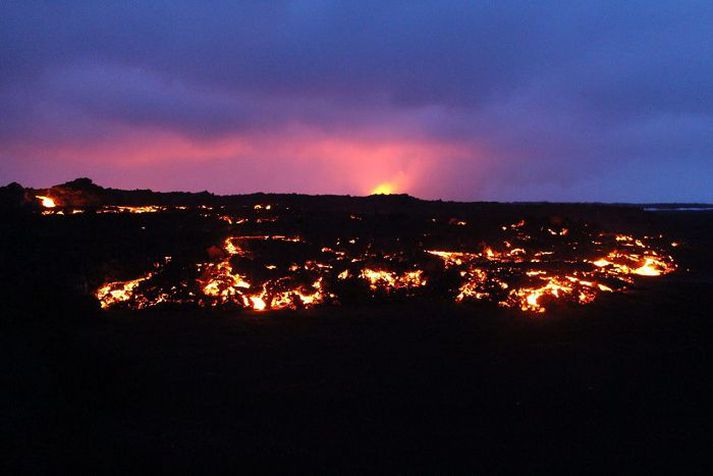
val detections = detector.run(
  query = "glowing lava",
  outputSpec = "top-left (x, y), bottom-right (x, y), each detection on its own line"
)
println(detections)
top-left (96, 273), bottom-right (154, 309)
top-left (360, 268), bottom-right (427, 292)
top-left (36, 195), bottom-right (56, 208)
top-left (89, 204), bottom-right (677, 315)
top-left (197, 236), bottom-right (329, 311)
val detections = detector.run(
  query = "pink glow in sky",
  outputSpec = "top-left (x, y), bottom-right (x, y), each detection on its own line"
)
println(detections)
top-left (3, 124), bottom-right (473, 197)
top-left (2, 1), bottom-right (712, 202)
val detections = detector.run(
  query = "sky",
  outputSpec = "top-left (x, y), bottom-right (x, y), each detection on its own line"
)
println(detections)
top-left (1, 0), bottom-right (712, 202)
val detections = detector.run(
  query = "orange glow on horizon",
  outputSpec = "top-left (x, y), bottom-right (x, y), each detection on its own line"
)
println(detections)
top-left (10, 126), bottom-right (475, 198)
top-left (371, 183), bottom-right (396, 195)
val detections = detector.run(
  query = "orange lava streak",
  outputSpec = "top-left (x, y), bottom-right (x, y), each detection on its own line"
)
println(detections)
top-left (36, 195), bottom-right (56, 208)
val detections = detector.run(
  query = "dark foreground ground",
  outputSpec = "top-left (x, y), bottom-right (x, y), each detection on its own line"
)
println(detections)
top-left (2, 204), bottom-right (713, 473)
top-left (5, 295), bottom-right (713, 474)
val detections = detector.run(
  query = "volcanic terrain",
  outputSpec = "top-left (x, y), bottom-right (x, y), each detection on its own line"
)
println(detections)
top-left (2, 178), bottom-right (712, 472)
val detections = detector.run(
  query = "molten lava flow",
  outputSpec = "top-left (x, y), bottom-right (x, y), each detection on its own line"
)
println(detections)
top-left (97, 205), bottom-right (166, 214)
top-left (455, 268), bottom-right (491, 302)
top-left (36, 195), bottom-right (56, 208)
top-left (425, 224), bottom-right (676, 313)
top-left (501, 275), bottom-right (601, 314)
top-left (249, 296), bottom-right (267, 311)
top-left (590, 251), bottom-right (675, 279)
top-left (427, 250), bottom-right (483, 267)
top-left (197, 236), bottom-right (328, 311)
top-left (198, 238), bottom-right (252, 305)
top-left (634, 257), bottom-right (667, 276)
top-left (360, 268), bottom-right (427, 293)
top-left (91, 205), bottom-right (677, 315)
top-left (96, 273), bottom-right (154, 309)
top-left (265, 278), bottom-right (327, 310)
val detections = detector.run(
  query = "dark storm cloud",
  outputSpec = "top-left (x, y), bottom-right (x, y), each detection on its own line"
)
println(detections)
top-left (1, 0), bottom-right (712, 201)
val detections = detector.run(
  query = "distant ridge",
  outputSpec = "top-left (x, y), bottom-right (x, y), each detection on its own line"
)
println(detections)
top-left (2, 178), bottom-right (711, 211)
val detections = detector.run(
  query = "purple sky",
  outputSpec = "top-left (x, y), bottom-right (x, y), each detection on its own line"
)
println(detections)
top-left (1, 0), bottom-right (712, 201)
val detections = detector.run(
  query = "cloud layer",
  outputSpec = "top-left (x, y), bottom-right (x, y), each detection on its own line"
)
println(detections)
top-left (1, 0), bottom-right (712, 201)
